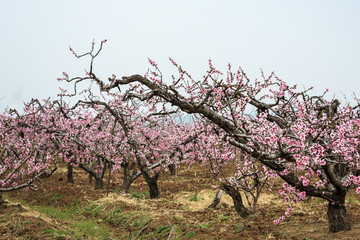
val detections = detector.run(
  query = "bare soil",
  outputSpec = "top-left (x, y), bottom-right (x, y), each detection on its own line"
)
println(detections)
top-left (1, 164), bottom-right (360, 239)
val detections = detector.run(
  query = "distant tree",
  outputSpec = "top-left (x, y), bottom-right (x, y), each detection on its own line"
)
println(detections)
top-left (0, 99), bottom-right (60, 204)
top-left (58, 42), bottom-right (197, 198)
top-left (190, 121), bottom-right (273, 216)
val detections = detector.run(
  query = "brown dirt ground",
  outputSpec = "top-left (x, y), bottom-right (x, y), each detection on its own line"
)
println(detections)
top-left (1, 163), bottom-right (360, 239)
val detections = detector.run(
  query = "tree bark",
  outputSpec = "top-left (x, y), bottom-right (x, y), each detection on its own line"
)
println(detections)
top-left (94, 177), bottom-right (104, 190)
top-left (88, 174), bottom-right (93, 184)
top-left (120, 162), bottom-right (134, 192)
top-left (67, 162), bottom-right (74, 183)
top-left (0, 191), bottom-right (3, 206)
top-left (221, 184), bottom-right (250, 217)
top-left (168, 163), bottom-right (177, 176)
top-left (120, 176), bottom-right (133, 193)
top-left (141, 169), bottom-right (160, 199)
top-left (208, 190), bottom-right (223, 209)
top-left (327, 200), bottom-right (351, 232)
top-left (119, 161), bottom-right (142, 192)
top-left (147, 177), bottom-right (160, 199)
top-left (106, 164), bottom-right (111, 196)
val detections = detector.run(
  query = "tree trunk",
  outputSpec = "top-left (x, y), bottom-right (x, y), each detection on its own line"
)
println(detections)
top-left (168, 163), bottom-right (177, 176)
top-left (67, 162), bottom-right (74, 183)
top-left (141, 169), bottom-right (160, 199)
top-left (0, 191), bottom-right (3, 206)
top-left (120, 163), bottom-right (133, 193)
top-left (327, 201), bottom-right (351, 232)
top-left (138, 160), bottom-right (160, 198)
top-left (208, 190), bottom-right (223, 209)
top-left (120, 177), bottom-right (133, 193)
top-left (221, 184), bottom-right (250, 217)
top-left (88, 174), bottom-right (93, 184)
top-left (106, 164), bottom-right (112, 197)
top-left (94, 177), bottom-right (104, 190)
top-left (147, 178), bottom-right (160, 199)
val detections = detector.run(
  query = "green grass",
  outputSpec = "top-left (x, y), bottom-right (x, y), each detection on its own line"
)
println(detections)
top-left (37, 204), bottom-right (113, 239)
top-left (200, 223), bottom-right (211, 229)
top-left (233, 221), bottom-right (244, 233)
top-left (131, 215), bottom-right (153, 228)
top-left (172, 177), bottom-right (183, 181)
top-left (39, 191), bottom-right (47, 196)
top-left (84, 202), bottom-right (98, 213)
top-left (131, 191), bottom-right (149, 199)
top-left (43, 228), bottom-right (72, 239)
top-left (3, 193), bottom-right (210, 240)
top-left (186, 231), bottom-right (196, 238)
top-left (35, 206), bottom-right (75, 220)
top-left (347, 197), bottom-right (359, 204)
top-left (4, 195), bottom-right (114, 239)
top-left (105, 211), bottom-right (133, 225)
top-left (112, 189), bottom-right (121, 194)
top-left (155, 225), bottom-right (172, 234)
top-left (189, 194), bottom-right (197, 202)
top-left (220, 215), bottom-right (231, 222)
top-left (353, 223), bottom-right (360, 228)
top-left (71, 220), bottom-right (111, 239)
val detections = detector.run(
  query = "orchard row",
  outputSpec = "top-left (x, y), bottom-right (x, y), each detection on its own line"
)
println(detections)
top-left (2, 40), bottom-right (360, 232)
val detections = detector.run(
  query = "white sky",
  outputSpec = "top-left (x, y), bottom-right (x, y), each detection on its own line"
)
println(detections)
top-left (1, 0), bottom-right (360, 112)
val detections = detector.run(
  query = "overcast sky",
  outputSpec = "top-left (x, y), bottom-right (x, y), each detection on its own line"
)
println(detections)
top-left (1, 0), bottom-right (360, 112)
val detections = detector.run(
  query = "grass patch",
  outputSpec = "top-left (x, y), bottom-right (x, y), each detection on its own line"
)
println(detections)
top-left (43, 228), bottom-right (71, 239)
top-left (156, 225), bottom-right (172, 234)
top-left (347, 197), bottom-right (359, 204)
top-left (113, 189), bottom-right (121, 194)
top-left (83, 202), bottom-right (104, 217)
top-left (186, 231), bottom-right (196, 238)
top-left (50, 193), bottom-right (64, 202)
top-left (220, 215), bottom-right (232, 222)
top-left (104, 211), bottom-right (138, 226)
top-left (147, 224), bottom-right (173, 238)
top-left (172, 177), bottom-right (183, 181)
top-left (35, 206), bottom-right (75, 220)
top-left (189, 194), bottom-right (197, 202)
top-left (130, 215), bottom-right (153, 228)
top-left (233, 222), bottom-right (244, 233)
top-left (131, 191), bottom-right (149, 199)
top-left (71, 220), bottom-right (111, 239)
top-left (199, 223), bottom-right (211, 229)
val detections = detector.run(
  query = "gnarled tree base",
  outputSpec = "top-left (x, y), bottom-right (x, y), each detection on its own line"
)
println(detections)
top-left (328, 202), bottom-right (351, 232)
top-left (221, 184), bottom-right (250, 217)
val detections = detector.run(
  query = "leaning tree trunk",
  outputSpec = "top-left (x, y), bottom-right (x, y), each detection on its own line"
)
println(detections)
top-left (221, 184), bottom-right (251, 217)
top-left (208, 189), bottom-right (223, 209)
top-left (327, 192), bottom-right (351, 232)
top-left (67, 162), bottom-right (74, 183)
top-left (141, 168), bottom-right (160, 199)
top-left (120, 177), bottom-right (133, 193)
